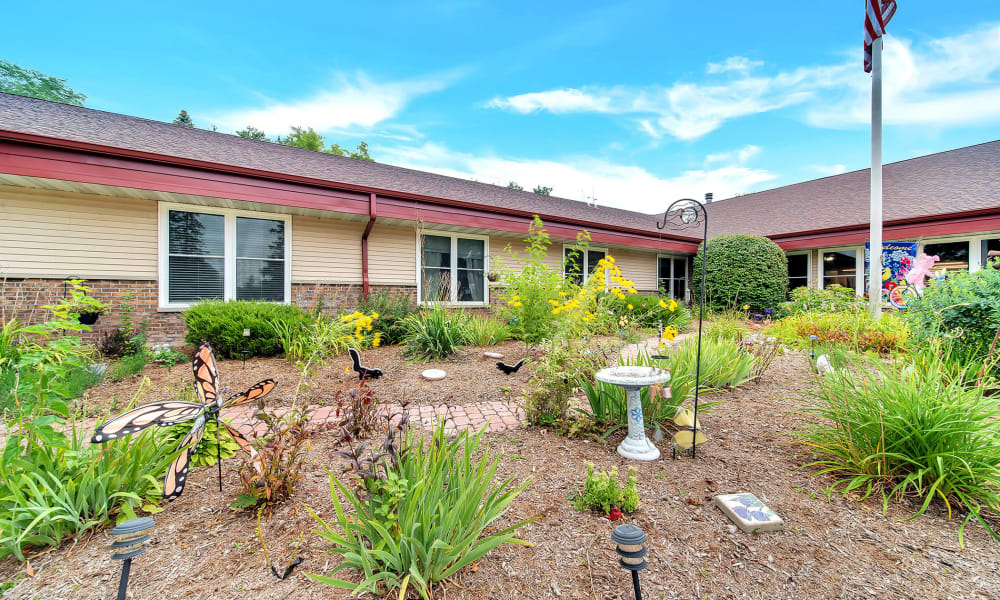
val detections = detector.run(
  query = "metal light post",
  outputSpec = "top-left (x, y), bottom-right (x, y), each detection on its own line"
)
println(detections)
top-left (656, 196), bottom-right (709, 458)
top-left (111, 517), bottom-right (154, 600)
top-left (612, 524), bottom-right (648, 600)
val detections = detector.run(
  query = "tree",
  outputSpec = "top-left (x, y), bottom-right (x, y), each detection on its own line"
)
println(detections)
top-left (277, 126), bottom-right (374, 161)
top-left (533, 185), bottom-right (553, 196)
top-left (173, 110), bottom-right (195, 128)
top-left (506, 181), bottom-right (524, 191)
top-left (236, 125), bottom-right (268, 141)
top-left (0, 60), bottom-right (86, 106)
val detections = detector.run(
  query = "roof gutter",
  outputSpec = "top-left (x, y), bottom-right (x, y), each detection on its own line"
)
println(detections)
top-left (0, 129), bottom-right (698, 246)
top-left (362, 193), bottom-right (377, 298)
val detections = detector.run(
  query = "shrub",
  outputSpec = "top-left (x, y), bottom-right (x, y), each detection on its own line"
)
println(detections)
top-left (357, 290), bottom-right (416, 346)
top-left (796, 351), bottom-right (1000, 544)
top-left (769, 310), bottom-right (909, 354)
top-left (402, 304), bottom-right (466, 361)
top-left (461, 314), bottom-right (512, 346)
top-left (783, 285), bottom-right (865, 316)
top-left (572, 462), bottom-right (640, 515)
top-left (273, 312), bottom-right (380, 363)
top-left (525, 336), bottom-right (605, 425)
top-left (309, 420), bottom-right (532, 599)
top-left (691, 235), bottom-right (788, 312)
top-left (704, 312), bottom-right (749, 342)
top-left (905, 267), bottom-right (1000, 364)
top-left (184, 300), bottom-right (310, 358)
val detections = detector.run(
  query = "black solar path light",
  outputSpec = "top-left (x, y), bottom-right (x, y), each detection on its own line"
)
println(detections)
top-left (110, 516), bottom-right (154, 600)
top-left (612, 523), bottom-right (648, 600)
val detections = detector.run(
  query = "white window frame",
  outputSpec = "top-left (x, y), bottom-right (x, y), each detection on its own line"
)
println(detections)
top-left (786, 251), bottom-right (812, 291)
top-left (656, 254), bottom-right (689, 300)
top-left (563, 244), bottom-right (609, 285)
top-left (818, 246), bottom-right (865, 295)
top-left (415, 230), bottom-right (490, 306)
top-left (157, 203), bottom-right (292, 310)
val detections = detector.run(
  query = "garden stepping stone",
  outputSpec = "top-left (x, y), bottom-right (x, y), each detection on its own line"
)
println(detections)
top-left (422, 369), bottom-right (446, 381)
top-left (483, 351), bottom-right (504, 359)
top-left (714, 493), bottom-right (783, 533)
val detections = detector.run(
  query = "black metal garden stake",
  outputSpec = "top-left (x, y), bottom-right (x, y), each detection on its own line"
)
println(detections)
top-left (656, 195), bottom-right (709, 458)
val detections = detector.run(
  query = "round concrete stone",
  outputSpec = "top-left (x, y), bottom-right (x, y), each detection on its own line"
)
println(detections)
top-left (483, 352), bottom-right (504, 359)
top-left (422, 369), bottom-right (446, 381)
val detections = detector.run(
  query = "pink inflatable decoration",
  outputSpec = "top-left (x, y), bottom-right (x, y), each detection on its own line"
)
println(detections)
top-left (905, 253), bottom-right (940, 287)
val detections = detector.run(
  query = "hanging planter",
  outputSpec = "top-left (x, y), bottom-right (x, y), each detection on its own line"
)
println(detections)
top-left (78, 311), bottom-right (101, 325)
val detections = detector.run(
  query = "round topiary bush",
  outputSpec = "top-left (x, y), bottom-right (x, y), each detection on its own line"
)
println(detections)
top-left (691, 234), bottom-right (788, 311)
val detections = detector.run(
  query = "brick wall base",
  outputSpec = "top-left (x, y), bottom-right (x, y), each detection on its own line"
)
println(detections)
top-left (0, 278), bottom-right (418, 346)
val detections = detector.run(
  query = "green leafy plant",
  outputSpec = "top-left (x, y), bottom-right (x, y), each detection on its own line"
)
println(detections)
top-left (108, 351), bottom-right (148, 381)
top-left (691, 235), bottom-right (788, 312)
top-left (308, 419), bottom-right (532, 600)
top-left (600, 292), bottom-right (691, 331)
top-left (769, 310), bottom-right (909, 354)
top-left (704, 311), bottom-right (750, 342)
top-left (796, 350), bottom-right (1000, 545)
top-left (782, 284), bottom-right (866, 316)
top-left (402, 304), bottom-right (467, 361)
top-left (184, 300), bottom-right (311, 358)
top-left (461, 314), bottom-right (512, 346)
top-left (572, 461), bottom-right (640, 514)
top-left (357, 290), bottom-right (417, 346)
top-left (494, 217), bottom-right (570, 344)
top-left (231, 409), bottom-right (312, 514)
top-left (524, 336), bottom-right (606, 426)
top-left (0, 380), bottom-right (173, 561)
top-left (161, 416), bottom-right (240, 467)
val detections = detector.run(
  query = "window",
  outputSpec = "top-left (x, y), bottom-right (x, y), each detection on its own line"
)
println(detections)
top-left (657, 256), bottom-right (688, 300)
top-left (983, 238), bottom-right (1000, 270)
top-left (563, 246), bottom-right (607, 285)
top-left (787, 253), bottom-right (810, 294)
top-left (158, 205), bottom-right (290, 308)
top-left (923, 241), bottom-right (969, 276)
top-left (419, 233), bottom-right (487, 304)
top-left (821, 249), bottom-right (857, 291)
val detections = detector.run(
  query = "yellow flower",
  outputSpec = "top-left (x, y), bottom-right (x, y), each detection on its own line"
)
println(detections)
top-left (371, 312), bottom-right (379, 319)
top-left (627, 304), bottom-right (634, 311)
top-left (548, 299), bottom-right (559, 307)
top-left (659, 299), bottom-right (667, 309)
top-left (742, 304), bottom-right (750, 311)
top-left (669, 299), bottom-right (677, 312)
top-left (372, 333), bottom-right (382, 347)
top-left (661, 325), bottom-right (678, 341)
top-left (344, 365), bottom-right (350, 373)
top-left (513, 301), bottom-right (522, 307)
top-left (558, 291), bottom-right (567, 297)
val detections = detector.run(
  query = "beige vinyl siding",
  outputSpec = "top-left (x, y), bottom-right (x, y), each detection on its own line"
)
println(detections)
top-left (369, 224), bottom-right (417, 285)
top-left (490, 234), bottom-right (564, 276)
top-left (0, 185), bottom-right (157, 279)
top-left (608, 248), bottom-right (658, 292)
top-left (291, 215), bottom-right (363, 283)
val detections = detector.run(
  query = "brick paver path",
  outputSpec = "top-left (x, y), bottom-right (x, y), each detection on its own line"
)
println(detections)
top-left (225, 398), bottom-right (526, 439)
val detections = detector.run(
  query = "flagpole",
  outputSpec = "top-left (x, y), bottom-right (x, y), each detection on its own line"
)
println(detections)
top-left (869, 36), bottom-right (883, 321)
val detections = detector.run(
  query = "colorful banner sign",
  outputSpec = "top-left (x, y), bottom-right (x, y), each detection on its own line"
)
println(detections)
top-left (865, 241), bottom-right (918, 302)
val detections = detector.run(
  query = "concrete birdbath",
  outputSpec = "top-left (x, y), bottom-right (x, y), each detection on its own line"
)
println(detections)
top-left (595, 365), bottom-right (671, 461)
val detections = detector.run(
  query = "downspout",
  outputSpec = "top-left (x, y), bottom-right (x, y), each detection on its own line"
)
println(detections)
top-left (361, 193), bottom-right (377, 298)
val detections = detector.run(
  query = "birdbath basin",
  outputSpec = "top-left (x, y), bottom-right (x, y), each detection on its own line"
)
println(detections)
top-left (595, 366), bottom-right (670, 460)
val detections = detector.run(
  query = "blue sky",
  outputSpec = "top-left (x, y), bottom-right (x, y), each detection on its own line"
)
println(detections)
top-left (4, 1), bottom-right (1000, 213)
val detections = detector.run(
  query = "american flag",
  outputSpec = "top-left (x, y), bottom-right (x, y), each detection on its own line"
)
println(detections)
top-left (864, 0), bottom-right (897, 72)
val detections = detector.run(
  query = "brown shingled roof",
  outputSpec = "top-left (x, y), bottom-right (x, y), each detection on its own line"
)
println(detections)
top-left (703, 140), bottom-right (1000, 237)
top-left (0, 92), bottom-right (666, 236)
top-left (1, 92), bottom-right (997, 241)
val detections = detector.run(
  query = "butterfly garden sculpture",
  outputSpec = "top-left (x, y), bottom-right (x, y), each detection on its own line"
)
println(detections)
top-left (91, 343), bottom-right (276, 500)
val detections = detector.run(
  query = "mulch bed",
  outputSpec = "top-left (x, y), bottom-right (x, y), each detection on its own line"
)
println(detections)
top-left (5, 350), bottom-right (1000, 599)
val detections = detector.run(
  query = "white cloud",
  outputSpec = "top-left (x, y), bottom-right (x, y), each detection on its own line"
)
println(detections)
top-left (485, 88), bottom-right (617, 114)
top-left (706, 56), bottom-right (763, 75)
top-left (206, 71), bottom-right (454, 134)
top-left (704, 144), bottom-right (761, 166)
top-left (378, 142), bottom-right (777, 214)
top-left (486, 22), bottom-right (1000, 138)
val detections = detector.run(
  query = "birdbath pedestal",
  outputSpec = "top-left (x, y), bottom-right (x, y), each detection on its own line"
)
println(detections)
top-left (595, 366), bottom-right (671, 461)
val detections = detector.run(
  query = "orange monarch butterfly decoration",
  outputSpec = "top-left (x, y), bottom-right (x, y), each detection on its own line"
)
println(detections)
top-left (91, 343), bottom-right (277, 500)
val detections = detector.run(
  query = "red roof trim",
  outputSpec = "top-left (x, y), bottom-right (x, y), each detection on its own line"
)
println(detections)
top-left (776, 209), bottom-right (1000, 250)
top-left (0, 129), bottom-right (698, 248)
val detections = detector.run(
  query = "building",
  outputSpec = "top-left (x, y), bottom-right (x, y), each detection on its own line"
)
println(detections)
top-left (1, 92), bottom-right (998, 343)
